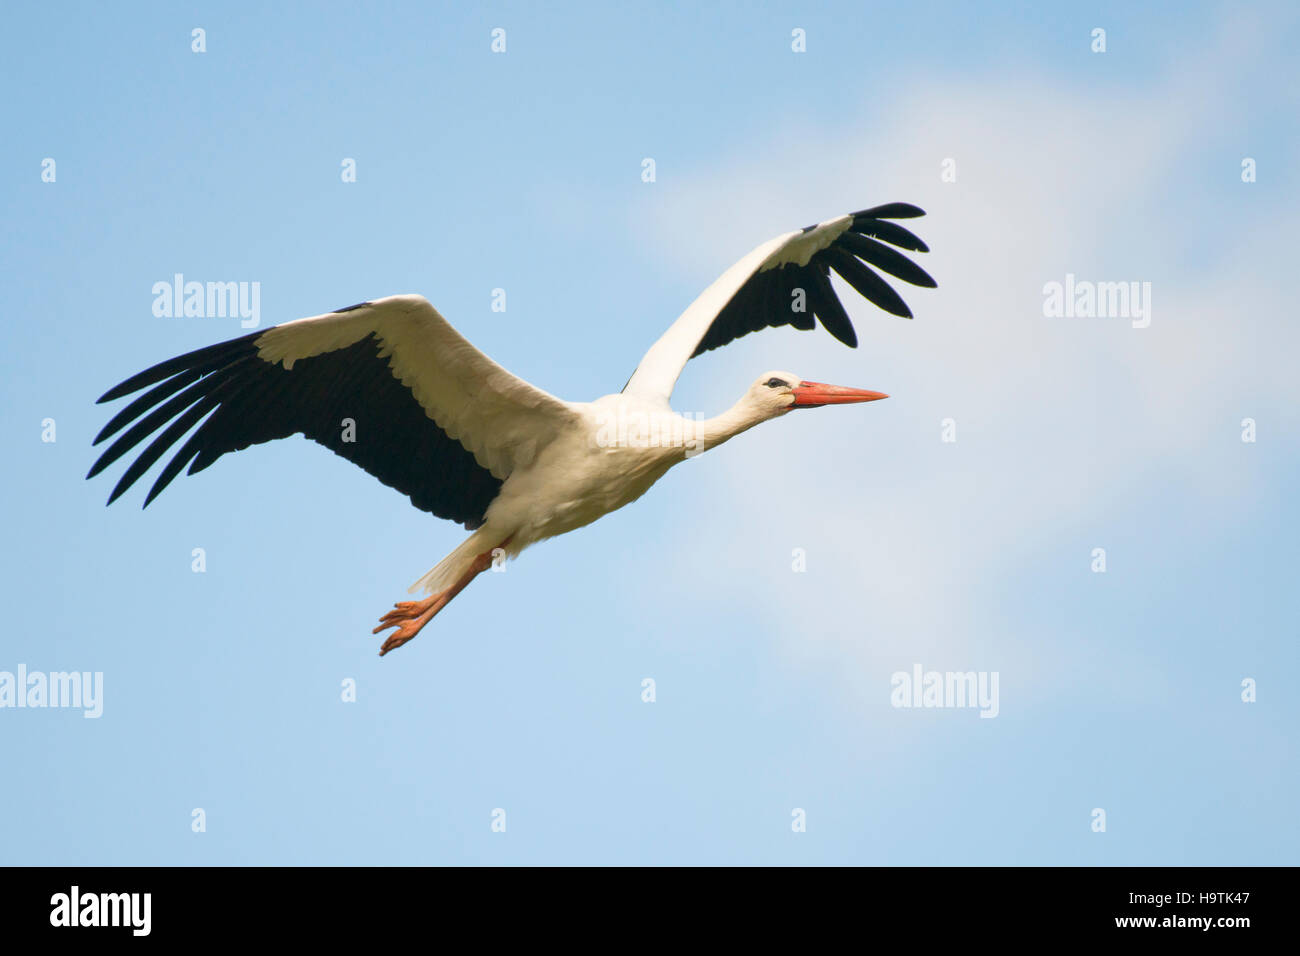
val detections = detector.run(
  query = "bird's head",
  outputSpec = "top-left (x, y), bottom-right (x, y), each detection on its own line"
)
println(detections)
top-left (747, 370), bottom-right (889, 418)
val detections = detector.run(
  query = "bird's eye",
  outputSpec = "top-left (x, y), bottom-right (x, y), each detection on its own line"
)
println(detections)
top-left (765, 378), bottom-right (788, 388)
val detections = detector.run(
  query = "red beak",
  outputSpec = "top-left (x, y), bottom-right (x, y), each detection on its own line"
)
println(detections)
top-left (790, 381), bottom-right (890, 408)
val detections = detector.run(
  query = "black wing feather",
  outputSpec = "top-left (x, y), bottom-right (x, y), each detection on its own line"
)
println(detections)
top-left (94, 365), bottom-right (208, 445)
top-left (96, 334), bottom-right (257, 403)
top-left (806, 264), bottom-right (858, 347)
top-left (853, 202), bottom-right (925, 220)
top-left (851, 217), bottom-right (929, 253)
top-left (838, 233), bottom-right (937, 288)
top-left (823, 247), bottom-right (913, 318)
top-left (687, 203), bottom-right (934, 359)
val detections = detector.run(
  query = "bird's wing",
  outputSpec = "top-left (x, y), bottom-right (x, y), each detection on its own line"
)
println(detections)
top-left (88, 294), bottom-right (579, 528)
top-left (621, 203), bottom-right (935, 400)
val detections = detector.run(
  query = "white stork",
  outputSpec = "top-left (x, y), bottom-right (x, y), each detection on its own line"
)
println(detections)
top-left (89, 203), bottom-right (934, 655)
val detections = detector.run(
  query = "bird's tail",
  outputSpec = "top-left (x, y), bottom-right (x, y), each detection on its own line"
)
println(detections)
top-left (408, 527), bottom-right (498, 596)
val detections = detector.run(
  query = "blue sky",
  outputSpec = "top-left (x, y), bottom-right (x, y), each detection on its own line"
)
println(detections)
top-left (1, 0), bottom-right (1296, 864)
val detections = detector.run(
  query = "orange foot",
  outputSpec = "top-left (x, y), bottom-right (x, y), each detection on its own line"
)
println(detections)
top-left (373, 593), bottom-right (453, 656)
top-left (371, 538), bottom-right (509, 656)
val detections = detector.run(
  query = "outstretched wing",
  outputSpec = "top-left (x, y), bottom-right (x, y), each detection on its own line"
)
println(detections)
top-left (88, 295), bottom-right (579, 528)
top-left (622, 203), bottom-right (935, 400)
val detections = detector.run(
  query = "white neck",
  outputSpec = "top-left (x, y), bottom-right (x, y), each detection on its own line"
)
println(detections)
top-left (693, 397), bottom-right (775, 454)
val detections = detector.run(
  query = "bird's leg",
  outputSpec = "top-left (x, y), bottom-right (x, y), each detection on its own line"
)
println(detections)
top-left (372, 539), bottom-right (510, 656)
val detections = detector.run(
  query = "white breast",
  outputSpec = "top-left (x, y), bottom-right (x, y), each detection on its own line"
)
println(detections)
top-left (484, 395), bottom-right (687, 550)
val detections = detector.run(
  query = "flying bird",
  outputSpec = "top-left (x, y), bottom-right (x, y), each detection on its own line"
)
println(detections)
top-left (89, 203), bottom-right (935, 654)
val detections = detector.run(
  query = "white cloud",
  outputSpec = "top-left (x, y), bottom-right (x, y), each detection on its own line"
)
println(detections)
top-left (625, 39), bottom-right (1298, 720)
